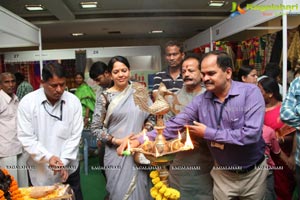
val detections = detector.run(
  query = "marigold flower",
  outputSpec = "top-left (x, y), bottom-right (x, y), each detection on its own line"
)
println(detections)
top-left (152, 177), bottom-right (160, 185)
top-left (158, 185), bottom-right (167, 194)
top-left (154, 181), bottom-right (164, 189)
top-left (149, 170), bottom-right (159, 179)
top-left (150, 188), bottom-right (158, 198)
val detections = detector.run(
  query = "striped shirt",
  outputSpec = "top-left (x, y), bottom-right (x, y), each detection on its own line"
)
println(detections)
top-left (152, 68), bottom-right (183, 93)
top-left (280, 77), bottom-right (300, 166)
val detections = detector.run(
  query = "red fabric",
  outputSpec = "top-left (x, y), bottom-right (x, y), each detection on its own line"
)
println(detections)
top-left (265, 104), bottom-right (296, 200)
top-left (32, 62), bottom-right (41, 90)
top-left (272, 137), bottom-right (296, 200)
top-left (264, 104), bottom-right (284, 131)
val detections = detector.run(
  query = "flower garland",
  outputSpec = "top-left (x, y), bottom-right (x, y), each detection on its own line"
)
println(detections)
top-left (149, 170), bottom-right (180, 200)
top-left (0, 169), bottom-right (24, 200)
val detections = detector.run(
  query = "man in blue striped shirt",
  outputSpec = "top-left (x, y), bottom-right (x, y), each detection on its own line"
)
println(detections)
top-left (152, 41), bottom-right (185, 98)
top-left (280, 77), bottom-right (300, 196)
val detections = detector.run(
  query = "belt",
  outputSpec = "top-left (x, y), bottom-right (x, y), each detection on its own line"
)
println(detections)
top-left (226, 156), bottom-right (265, 174)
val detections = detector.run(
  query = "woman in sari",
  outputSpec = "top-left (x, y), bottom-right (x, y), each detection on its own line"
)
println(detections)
top-left (258, 77), bottom-right (296, 200)
top-left (74, 72), bottom-right (96, 128)
top-left (238, 68), bottom-right (288, 200)
top-left (90, 56), bottom-right (153, 200)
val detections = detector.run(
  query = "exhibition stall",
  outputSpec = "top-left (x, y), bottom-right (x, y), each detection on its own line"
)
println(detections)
top-left (0, 5), bottom-right (42, 88)
top-left (184, 0), bottom-right (300, 98)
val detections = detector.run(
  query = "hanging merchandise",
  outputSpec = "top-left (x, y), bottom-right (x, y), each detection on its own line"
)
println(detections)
top-left (263, 33), bottom-right (277, 69)
top-left (33, 62), bottom-right (41, 89)
top-left (236, 44), bottom-right (243, 70)
top-left (254, 37), bottom-right (265, 76)
top-left (193, 44), bottom-right (210, 54)
top-left (288, 25), bottom-right (300, 69)
top-left (270, 31), bottom-right (283, 64)
top-left (60, 59), bottom-right (76, 90)
top-left (225, 45), bottom-right (236, 72)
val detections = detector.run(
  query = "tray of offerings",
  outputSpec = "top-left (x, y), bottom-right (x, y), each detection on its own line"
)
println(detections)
top-left (19, 184), bottom-right (74, 200)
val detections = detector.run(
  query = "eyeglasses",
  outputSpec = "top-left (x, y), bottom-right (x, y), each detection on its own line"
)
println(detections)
top-left (43, 101), bottom-right (64, 121)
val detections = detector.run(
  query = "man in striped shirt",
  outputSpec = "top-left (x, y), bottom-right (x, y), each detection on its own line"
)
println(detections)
top-left (152, 40), bottom-right (185, 98)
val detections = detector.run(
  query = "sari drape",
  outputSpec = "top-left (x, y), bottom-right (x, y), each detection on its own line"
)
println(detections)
top-left (75, 83), bottom-right (96, 119)
top-left (104, 83), bottom-right (152, 200)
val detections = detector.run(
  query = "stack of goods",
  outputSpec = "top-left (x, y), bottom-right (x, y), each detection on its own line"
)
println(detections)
top-left (0, 168), bottom-right (24, 200)
top-left (149, 170), bottom-right (180, 200)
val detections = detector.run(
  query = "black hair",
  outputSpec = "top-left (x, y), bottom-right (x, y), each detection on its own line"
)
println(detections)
top-left (89, 61), bottom-right (108, 79)
top-left (74, 72), bottom-right (85, 79)
top-left (294, 68), bottom-right (300, 77)
top-left (182, 53), bottom-right (202, 69)
top-left (107, 56), bottom-right (130, 73)
top-left (201, 50), bottom-right (233, 71)
top-left (264, 62), bottom-right (280, 79)
top-left (237, 65), bottom-right (255, 82)
top-left (165, 40), bottom-right (184, 53)
top-left (42, 62), bottom-right (66, 82)
top-left (14, 72), bottom-right (25, 85)
top-left (258, 77), bottom-right (282, 101)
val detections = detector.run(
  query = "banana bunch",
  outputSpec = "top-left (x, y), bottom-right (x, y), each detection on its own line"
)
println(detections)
top-left (149, 170), bottom-right (180, 200)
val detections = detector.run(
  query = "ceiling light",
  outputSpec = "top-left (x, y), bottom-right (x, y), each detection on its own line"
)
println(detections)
top-left (149, 30), bottom-right (164, 34)
top-left (25, 5), bottom-right (45, 11)
top-left (208, 1), bottom-right (225, 7)
top-left (80, 2), bottom-right (98, 9)
top-left (71, 33), bottom-right (85, 37)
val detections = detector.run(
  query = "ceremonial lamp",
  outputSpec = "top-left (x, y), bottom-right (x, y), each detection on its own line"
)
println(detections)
top-left (122, 82), bottom-right (194, 186)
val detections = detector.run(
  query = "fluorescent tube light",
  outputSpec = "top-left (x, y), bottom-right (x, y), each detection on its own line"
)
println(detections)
top-left (208, 1), bottom-right (225, 7)
top-left (25, 5), bottom-right (45, 11)
top-left (149, 30), bottom-right (164, 34)
top-left (71, 33), bottom-right (85, 36)
top-left (80, 2), bottom-right (98, 8)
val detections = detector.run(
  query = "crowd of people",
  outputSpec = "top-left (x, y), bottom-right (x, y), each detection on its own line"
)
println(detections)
top-left (0, 40), bottom-right (299, 200)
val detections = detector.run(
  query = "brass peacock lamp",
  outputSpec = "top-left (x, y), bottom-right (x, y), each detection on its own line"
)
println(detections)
top-left (124, 82), bottom-right (194, 187)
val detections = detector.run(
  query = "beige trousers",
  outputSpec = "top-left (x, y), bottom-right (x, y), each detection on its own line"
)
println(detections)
top-left (210, 159), bottom-right (269, 200)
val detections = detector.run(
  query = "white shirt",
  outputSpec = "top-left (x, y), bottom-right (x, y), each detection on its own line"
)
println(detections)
top-left (17, 88), bottom-right (83, 186)
top-left (0, 90), bottom-right (22, 157)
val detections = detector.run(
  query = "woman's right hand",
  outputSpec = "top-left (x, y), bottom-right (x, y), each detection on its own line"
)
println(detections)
top-left (116, 137), bottom-right (141, 156)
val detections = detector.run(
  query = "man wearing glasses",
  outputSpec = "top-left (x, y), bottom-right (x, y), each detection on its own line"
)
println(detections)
top-left (17, 62), bottom-right (83, 200)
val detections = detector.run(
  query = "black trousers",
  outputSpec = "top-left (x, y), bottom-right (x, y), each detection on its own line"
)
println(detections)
top-left (65, 165), bottom-right (83, 200)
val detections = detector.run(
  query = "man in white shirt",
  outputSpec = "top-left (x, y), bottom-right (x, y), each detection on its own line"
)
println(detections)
top-left (0, 72), bottom-right (28, 187)
top-left (17, 63), bottom-right (83, 200)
